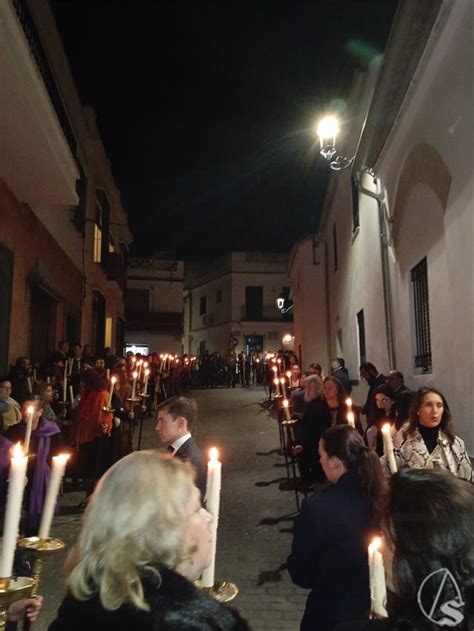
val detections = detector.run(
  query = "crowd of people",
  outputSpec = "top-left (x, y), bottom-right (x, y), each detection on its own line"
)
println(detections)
top-left (0, 343), bottom-right (472, 630)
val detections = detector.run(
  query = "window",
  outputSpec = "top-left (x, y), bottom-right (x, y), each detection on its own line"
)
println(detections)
top-left (351, 176), bottom-right (360, 232)
top-left (411, 257), bottom-right (432, 372)
top-left (245, 286), bottom-right (263, 320)
top-left (216, 289), bottom-right (222, 303)
top-left (105, 316), bottom-right (113, 348)
top-left (357, 309), bottom-right (366, 365)
top-left (94, 190), bottom-right (110, 264)
top-left (199, 296), bottom-right (207, 315)
top-left (93, 220), bottom-right (102, 263)
top-left (333, 223), bottom-right (338, 271)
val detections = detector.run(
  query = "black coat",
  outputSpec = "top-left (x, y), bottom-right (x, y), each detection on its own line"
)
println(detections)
top-left (174, 436), bottom-right (207, 500)
top-left (287, 471), bottom-right (373, 631)
top-left (296, 397), bottom-right (330, 484)
top-left (332, 368), bottom-right (352, 395)
top-left (49, 566), bottom-right (249, 630)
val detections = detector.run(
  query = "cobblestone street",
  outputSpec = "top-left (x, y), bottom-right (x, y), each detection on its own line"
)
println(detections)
top-left (38, 386), bottom-right (308, 630)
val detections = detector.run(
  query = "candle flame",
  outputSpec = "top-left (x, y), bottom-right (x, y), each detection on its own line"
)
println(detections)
top-left (283, 399), bottom-right (289, 408)
top-left (12, 442), bottom-right (25, 461)
top-left (145, 369), bottom-right (150, 376)
top-left (286, 371), bottom-right (291, 378)
top-left (210, 447), bottom-right (218, 462)
top-left (346, 398), bottom-right (352, 407)
top-left (381, 423), bottom-right (391, 435)
top-left (144, 362), bottom-right (148, 368)
top-left (280, 377), bottom-right (285, 384)
top-left (111, 376), bottom-right (117, 384)
top-left (369, 536), bottom-right (382, 553)
top-left (274, 378), bottom-right (279, 386)
top-left (272, 366), bottom-right (278, 372)
top-left (53, 453), bottom-right (70, 465)
top-left (131, 357), bottom-right (136, 363)
top-left (26, 405), bottom-right (34, 416)
top-left (133, 371), bottom-right (138, 379)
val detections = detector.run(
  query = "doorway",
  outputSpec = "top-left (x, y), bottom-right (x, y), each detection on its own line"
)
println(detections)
top-left (245, 335), bottom-right (263, 355)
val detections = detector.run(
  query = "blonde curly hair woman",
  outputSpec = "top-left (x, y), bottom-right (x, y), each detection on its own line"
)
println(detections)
top-left (50, 451), bottom-right (249, 630)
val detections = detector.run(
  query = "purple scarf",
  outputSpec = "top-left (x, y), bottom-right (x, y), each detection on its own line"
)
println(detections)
top-left (28, 417), bottom-right (61, 522)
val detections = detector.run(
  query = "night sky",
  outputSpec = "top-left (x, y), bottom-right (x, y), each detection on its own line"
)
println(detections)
top-left (51, 0), bottom-right (398, 260)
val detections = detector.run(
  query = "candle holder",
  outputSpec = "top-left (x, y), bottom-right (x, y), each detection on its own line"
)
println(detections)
top-left (17, 538), bottom-right (65, 607)
top-left (0, 576), bottom-right (36, 630)
top-left (195, 579), bottom-right (238, 603)
top-left (101, 406), bottom-right (115, 414)
top-left (139, 393), bottom-right (150, 399)
top-left (127, 397), bottom-right (141, 404)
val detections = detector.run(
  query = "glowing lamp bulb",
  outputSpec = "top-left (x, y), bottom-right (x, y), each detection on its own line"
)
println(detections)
top-left (315, 115), bottom-right (340, 160)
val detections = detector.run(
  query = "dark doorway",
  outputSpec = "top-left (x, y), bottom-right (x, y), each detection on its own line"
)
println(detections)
top-left (66, 313), bottom-right (80, 344)
top-left (245, 335), bottom-right (263, 355)
top-left (245, 286), bottom-right (263, 320)
top-left (30, 287), bottom-right (57, 364)
top-left (92, 291), bottom-right (106, 355)
top-left (0, 244), bottom-right (14, 376)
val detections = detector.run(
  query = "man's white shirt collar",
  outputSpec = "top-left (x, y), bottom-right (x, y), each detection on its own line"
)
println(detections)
top-left (170, 432), bottom-right (192, 454)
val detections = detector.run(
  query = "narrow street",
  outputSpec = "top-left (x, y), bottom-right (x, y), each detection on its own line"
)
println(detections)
top-left (38, 387), bottom-right (308, 630)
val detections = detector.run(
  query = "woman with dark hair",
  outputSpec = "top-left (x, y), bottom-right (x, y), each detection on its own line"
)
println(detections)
top-left (338, 468), bottom-right (474, 630)
top-left (322, 376), bottom-right (363, 434)
top-left (380, 387), bottom-right (472, 482)
top-left (72, 369), bottom-right (113, 507)
top-left (365, 384), bottom-right (397, 456)
top-left (288, 425), bottom-right (385, 631)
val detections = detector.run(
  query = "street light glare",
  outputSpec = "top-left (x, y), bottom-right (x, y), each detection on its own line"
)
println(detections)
top-left (315, 115), bottom-right (340, 140)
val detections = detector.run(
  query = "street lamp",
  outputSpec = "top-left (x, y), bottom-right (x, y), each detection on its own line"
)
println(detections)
top-left (315, 116), bottom-right (339, 160)
top-left (276, 296), bottom-right (285, 310)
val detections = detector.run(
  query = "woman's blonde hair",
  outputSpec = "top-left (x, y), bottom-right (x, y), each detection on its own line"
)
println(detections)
top-left (65, 450), bottom-right (195, 611)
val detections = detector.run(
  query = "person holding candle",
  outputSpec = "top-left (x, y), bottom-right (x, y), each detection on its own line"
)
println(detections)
top-left (321, 376), bottom-right (363, 434)
top-left (287, 425), bottom-right (385, 631)
top-left (364, 384), bottom-right (398, 457)
top-left (33, 381), bottom-right (58, 424)
top-left (71, 370), bottom-right (113, 509)
top-left (3, 396), bottom-right (64, 535)
top-left (380, 387), bottom-right (473, 482)
top-left (49, 451), bottom-right (249, 630)
top-left (338, 468), bottom-right (474, 630)
top-left (156, 397), bottom-right (207, 500)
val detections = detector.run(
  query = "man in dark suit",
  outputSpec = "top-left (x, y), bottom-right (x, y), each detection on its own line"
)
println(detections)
top-left (330, 358), bottom-right (352, 395)
top-left (359, 361), bottom-right (386, 427)
top-left (156, 396), bottom-right (207, 499)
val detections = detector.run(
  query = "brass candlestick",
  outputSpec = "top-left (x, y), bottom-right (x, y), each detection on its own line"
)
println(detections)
top-left (101, 406), bottom-right (115, 414)
top-left (0, 576), bottom-right (36, 630)
top-left (195, 579), bottom-right (238, 603)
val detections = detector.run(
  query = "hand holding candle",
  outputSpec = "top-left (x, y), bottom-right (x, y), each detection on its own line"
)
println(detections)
top-left (0, 444), bottom-right (28, 579)
top-left (382, 424), bottom-right (397, 474)
top-left (202, 447), bottom-right (222, 588)
top-left (38, 454), bottom-right (70, 540)
top-left (368, 536), bottom-right (388, 618)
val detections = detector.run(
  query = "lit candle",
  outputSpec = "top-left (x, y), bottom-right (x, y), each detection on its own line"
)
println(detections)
top-left (346, 398), bottom-right (353, 414)
top-left (382, 424), bottom-right (397, 474)
top-left (201, 447), bottom-right (222, 588)
top-left (368, 536), bottom-right (388, 618)
top-left (69, 385), bottom-right (74, 406)
top-left (0, 444), bottom-right (28, 579)
top-left (280, 377), bottom-right (287, 398)
top-left (274, 378), bottom-right (281, 397)
top-left (38, 454), bottom-right (70, 540)
top-left (143, 369), bottom-right (150, 395)
top-left (24, 405), bottom-right (34, 455)
top-left (286, 370), bottom-right (291, 384)
top-left (282, 398), bottom-right (291, 420)
top-left (136, 360), bottom-right (143, 381)
top-left (108, 376), bottom-right (117, 408)
top-left (131, 371), bottom-right (138, 400)
top-left (347, 411), bottom-right (355, 428)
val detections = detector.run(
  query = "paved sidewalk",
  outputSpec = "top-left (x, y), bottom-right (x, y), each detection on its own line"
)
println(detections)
top-left (38, 386), bottom-right (308, 630)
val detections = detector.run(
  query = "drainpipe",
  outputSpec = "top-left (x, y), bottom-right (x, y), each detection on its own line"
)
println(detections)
top-left (323, 238), bottom-right (332, 371)
top-left (354, 171), bottom-right (397, 369)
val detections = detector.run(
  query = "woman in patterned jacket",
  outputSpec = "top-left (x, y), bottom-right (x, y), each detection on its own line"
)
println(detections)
top-left (380, 386), bottom-right (472, 482)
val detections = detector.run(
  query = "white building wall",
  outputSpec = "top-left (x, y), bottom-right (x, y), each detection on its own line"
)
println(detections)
top-left (124, 331), bottom-right (181, 355)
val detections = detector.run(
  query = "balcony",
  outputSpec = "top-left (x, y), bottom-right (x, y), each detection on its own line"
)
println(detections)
top-left (240, 305), bottom-right (293, 323)
top-left (125, 310), bottom-right (183, 335)
top-left (103, 252), bottom-right (127, 294)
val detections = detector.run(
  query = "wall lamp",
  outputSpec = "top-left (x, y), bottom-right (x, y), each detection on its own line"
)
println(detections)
top-left (276, 291), bottom-right (293, 314)
top-left (315, 116), bottom-right (356, 171)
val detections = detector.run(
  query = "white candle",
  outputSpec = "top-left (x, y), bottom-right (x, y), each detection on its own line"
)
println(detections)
top-left (286, 370), bottom-right (291, 385)
top-left (33, 369), bottom-right (37, 383)
top-left (24, 405), bottom-right (34, 455)
top-left (202, 447), bottom-right (222, 588)
top-left (282, 399), bottom-right (291, 420)
top-left (106, 368), bottom-right (110, 380)
top-left (62, 374), bottom-right (67, 403)
top-left (0, 444), bottom-right (28, 579)
top-left (347, 411), bottom-right (355, 428)
top-left (131, 371), bottom-right (138, 400)
top-left (46, 376), bottom-right (51, 384)
top-left (38, 454), bottom-right (70, 540)
top-left (368, 536), bottom-right (388, 618)
top-left (108, 376), bottom-right (117, 408)
top-left (274, 378), bottom-right (281, 397)
top-left (143, 369), bottom-right (150, 395)
top-left (69, 385), bottom-right (74, 405)
top-left (382, 424), bottom-right (397, 474)
top-left (27, 377), bottom-right (32, 394)
top-left (346, 398), bottom-right (353, 414)
top-left (280, 377), bottom-right (287, 398)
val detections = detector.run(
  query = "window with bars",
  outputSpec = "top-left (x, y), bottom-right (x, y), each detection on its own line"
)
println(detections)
top-left (411, 257), bottom-right (432, 372)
